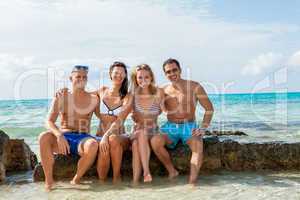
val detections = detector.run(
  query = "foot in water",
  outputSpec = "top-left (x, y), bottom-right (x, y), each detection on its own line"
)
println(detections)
top-left (168, 169), bottom-right (179, 180)
top-left (70, 176), bottom-right (81, 185)
top-left (45, 182), bottom-right (54, 192)
top-left (144, 174), bottom-right (152, 183)
top-left (112, 177), bottom-right (122, 185)
top-left (188, 178), bottom-right (198, 187)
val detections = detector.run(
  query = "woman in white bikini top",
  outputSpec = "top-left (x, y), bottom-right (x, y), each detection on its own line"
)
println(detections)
top-left (95, 62), bottom-right (133, 184)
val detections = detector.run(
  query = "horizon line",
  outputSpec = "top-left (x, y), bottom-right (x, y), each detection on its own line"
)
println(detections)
top-left (0, 90), bottom-right (299, 101)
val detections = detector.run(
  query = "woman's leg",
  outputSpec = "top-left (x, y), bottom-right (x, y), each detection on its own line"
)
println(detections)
top-left (97, 141), bottom-right (111, 182)
top-left (109, 134), bottom-right (129, 184)
top-left (132, 138), bottom-right (142, 184)
top-left (137, 129), bottom-right (152, 182)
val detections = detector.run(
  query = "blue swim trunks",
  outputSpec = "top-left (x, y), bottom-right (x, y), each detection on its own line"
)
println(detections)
top-left (63, 132), bottom-right (102, 155)
top-left (160, 121), bottom-right (199, 149)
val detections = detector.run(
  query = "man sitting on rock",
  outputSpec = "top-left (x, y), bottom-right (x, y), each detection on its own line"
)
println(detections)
top-left (38, 65), bottom-right (99, 191)
top-left (150, 58), bottom-right (214, 185)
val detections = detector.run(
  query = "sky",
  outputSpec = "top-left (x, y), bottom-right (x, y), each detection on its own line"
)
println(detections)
top-left (0, 0), bottom-right (299, 100)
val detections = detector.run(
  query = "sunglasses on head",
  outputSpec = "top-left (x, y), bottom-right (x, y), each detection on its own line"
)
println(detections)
top-left (72, 65), bottom-right (89, 72)
top-left (165, 68), bottom-right (179, 75)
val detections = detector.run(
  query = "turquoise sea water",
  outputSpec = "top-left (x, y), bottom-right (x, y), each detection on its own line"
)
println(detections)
top-left (1, 92), bottom-right (300, 200)
top-left (1, 92), bottom-right (300, 154)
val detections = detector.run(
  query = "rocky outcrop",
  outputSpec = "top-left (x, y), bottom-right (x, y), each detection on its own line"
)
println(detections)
top-left (0, 130), bottom-right (38, 183)
top-left (0, 130), bottom-right (10, 183)
top-left (205, 130), bottom-right (247, 136)
top-left (33, 136), bottom-right (300, 182)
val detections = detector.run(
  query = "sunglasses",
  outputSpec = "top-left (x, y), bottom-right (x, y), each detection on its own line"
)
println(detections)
top-left (72, 65), bottom-right (89, 72)
top-left (165, 68), bottom-right (179, 75)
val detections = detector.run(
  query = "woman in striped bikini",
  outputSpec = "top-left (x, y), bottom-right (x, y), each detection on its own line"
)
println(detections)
top-left (130, 64), bottom-right (165, 183)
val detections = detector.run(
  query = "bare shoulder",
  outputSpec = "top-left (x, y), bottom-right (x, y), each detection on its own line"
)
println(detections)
top-left (98, 86), bottom-right (108, 97)
top-left (156, 87), bottom-right (165, 98)
top-left (87, 92), bottom-right (99, 106)
top-left (98, 86), bottom-right (108, 93)
top-left (123, 93), bottom-right (133, 103)
top-left (161, 83), bottom-right (170, 89)
top-left (162, 83), bottom-right (172, 92)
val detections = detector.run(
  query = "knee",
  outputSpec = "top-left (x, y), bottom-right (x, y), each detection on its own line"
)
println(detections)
top-left (150, 135), bottom-right (164, 150)
top-left (189, 137), bottom-right (203, 152)
top-left (38, 131), bottom-right (53, 145)
top-left (131, 140), bottom-right (139, 153)
top-left (109, 135), bottom-right (121, 148)
top-left (137, 130), bottom-right (147, 141)
top-left (86, 139), bottom-right (98, 153)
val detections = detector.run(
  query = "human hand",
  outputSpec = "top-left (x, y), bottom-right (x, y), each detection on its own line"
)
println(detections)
top-left (56, 135), bottom-right (70, 155)
top-left (192, 128), bottom-right (206, 137)
top-left (55, 88), bottom-right (69, 98)
top-left (99, 135), bottom-right (109, 154)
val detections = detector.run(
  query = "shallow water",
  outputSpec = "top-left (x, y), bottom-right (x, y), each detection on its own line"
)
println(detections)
top-left (1, 171), bottom-right (299, 200)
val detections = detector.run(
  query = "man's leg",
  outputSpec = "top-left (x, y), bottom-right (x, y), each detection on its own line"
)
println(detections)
top-left (38, 131), bottom-right (59, 190)
top-left (186, 136), bottom-right (203, 185)
top-left (97, 140), bottom-right (110, 182)
top-left (109, 134), bottom-right (129, 184)
top-left (132, 139), bottom-right (141, 184)
top-left (71, 137), bottom-right (98, 184)
top-left (150, 134), bottom-right (178, 179)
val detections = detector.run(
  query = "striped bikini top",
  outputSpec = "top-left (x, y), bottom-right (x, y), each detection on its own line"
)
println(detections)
top-left (133, 95), bottom-right (161, 116)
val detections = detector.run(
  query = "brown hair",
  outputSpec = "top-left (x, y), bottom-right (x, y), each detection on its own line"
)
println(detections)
top-left (130, 64), bottom-right (157, 95)
top-left (162, 58), bottom-right (181, 72)
top-left (109, 61), bottom-right (128, 99)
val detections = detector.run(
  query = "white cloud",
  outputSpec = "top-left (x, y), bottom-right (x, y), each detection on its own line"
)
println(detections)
top-left (242, 53), bottom-right (284, 76)
top-left (0, 0), bottom-right (300, 98)
top-left (0, 54), bottom-right (36, 79)
top-left (287, 51), bottom-right (300, 67)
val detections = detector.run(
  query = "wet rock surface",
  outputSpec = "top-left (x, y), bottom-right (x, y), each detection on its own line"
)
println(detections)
top-left (0, 130), bottom-right (37, 183)
top-left (33, 135), bottom-right (300, 182)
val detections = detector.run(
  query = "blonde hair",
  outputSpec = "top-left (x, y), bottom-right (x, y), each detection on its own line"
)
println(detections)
top-left (130, 64), bottom-right (157, 95)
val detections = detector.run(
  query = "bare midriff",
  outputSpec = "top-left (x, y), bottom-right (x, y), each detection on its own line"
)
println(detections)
top-left (96, 114), bottom-right (125, 136)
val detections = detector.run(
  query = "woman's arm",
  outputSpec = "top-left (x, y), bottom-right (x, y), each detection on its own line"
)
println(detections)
top-left (102, 93), bottom-right (133, 137)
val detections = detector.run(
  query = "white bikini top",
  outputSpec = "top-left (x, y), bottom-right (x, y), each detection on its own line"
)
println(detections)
top-left (99, 89), bottom-right (123, 116)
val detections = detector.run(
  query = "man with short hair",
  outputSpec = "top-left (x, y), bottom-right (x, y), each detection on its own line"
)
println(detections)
top-left (150, 58), bottom-right (214, 185)
top-left (38, 65), bottom-right (99, 191)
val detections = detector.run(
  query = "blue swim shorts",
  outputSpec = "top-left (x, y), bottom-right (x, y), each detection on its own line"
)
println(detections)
top-left (63, 132), bottom-right (102, 155)
top-left (160, 121), bottom-right (199, 149)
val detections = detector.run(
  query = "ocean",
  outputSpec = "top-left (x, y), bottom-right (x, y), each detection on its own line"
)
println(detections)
top-left (0, 92), bottom-right (300, 199)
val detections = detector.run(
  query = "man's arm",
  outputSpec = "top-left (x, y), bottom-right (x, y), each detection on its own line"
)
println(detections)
top-left (46, 96), bottom-right (70, 155)
top-left (46, 97), bottom-right (62, 137)
top-left (195, 83), bottom-right (214, 129)
top-left (158, 87), bottom-right (167, 113)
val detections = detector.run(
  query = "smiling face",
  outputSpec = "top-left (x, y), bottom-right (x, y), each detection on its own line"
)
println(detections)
top-left (110, 66), bottom-right (126, 85)
top-left (70, 70), bottom-right (88, 89)
top-left (136, 69), bottom-right (152, 89)
top-left (164, 62), bottom-right (181, 82)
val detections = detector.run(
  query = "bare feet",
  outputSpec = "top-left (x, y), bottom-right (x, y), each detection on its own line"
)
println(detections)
top-left (70, 176), bottom-right (81, 185)
top-left (131, 180), bottom-right (140, 187)
top-left (45, 182), bottom-right (54, 192)
top-left (112, 177), bottom-right (122, 185)
top-left (188, 177), bottom-right (198, 187)
top-left (143, 174), bottom-right (152, 183)
top-left (168, 169), bottom-right (179, 180)
top-left (98, 178), bottom-right (106, 184)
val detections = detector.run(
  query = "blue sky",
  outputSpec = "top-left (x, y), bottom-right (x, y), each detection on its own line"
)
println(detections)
top-left (0, 0), bottom-right (299, 100)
